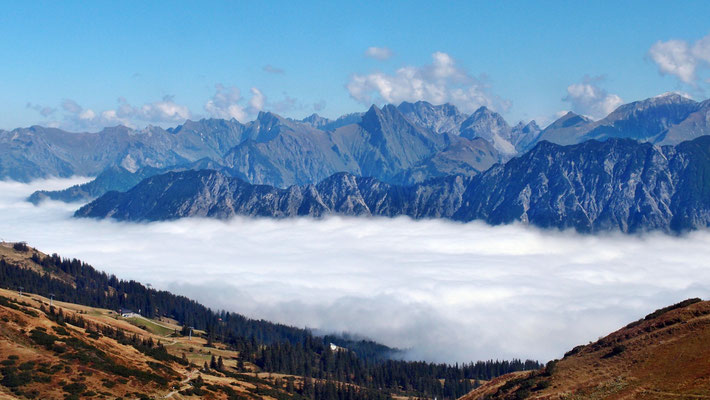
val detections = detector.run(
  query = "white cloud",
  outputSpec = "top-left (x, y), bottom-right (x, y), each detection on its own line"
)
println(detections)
top-left (649, 40), bottom-right (697, 84)
top-left (4, 179), bottom-right (710, 363)
top-left (204, 84), bottom-right (268, 123)
top-left (52, 96), bottom-right (191, 131)
top-left (347, 51), bottom-right (510, 113)
top-left (649, 33), bottom-right (710, 85)
top-left (78, 109), bottom-right (96, 120)
top-left (248, 88), bottom-right (266, 112)
top-left (204, 84), bottom-right (249, 122)
top-left (29, 84), bottom-right (300, 131)
top-left (365, 46), bottom-right (393, 61)
top-left (135, 95), bottom-right (191, 122)
top-left (563, 77), bottom-right (623, 120)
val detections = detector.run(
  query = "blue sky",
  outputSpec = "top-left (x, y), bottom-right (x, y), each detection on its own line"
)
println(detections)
top-left (1, 1), bottom-right (710, 131)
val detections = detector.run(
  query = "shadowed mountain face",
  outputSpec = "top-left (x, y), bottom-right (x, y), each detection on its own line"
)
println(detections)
top-left (299, 112), bottom-right (364, 131)
top-left (8, 94), bottom-right (710, 206)
top-left (0, 121), bottom-right (246, 182)
top-left (27, 158), bottom-right (229, 204)
top-left (74, 170), bottom-right (471, 221)
top-left (4, 103), bottom-right (503, 188)
top-left (537, 93), bottom-right (710, 146)
top-left (76, 136), bottom-right (710, 233)
top-left (397, 101), bottom-right (468, 135)
top-left (395, 101), bottom-right (541, 155)
top-left (460, 107), bottom-right (518, 156)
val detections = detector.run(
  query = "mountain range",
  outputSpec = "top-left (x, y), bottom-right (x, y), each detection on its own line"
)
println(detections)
top-left (537, 93), bottom-right (710, 146)
top-left (5, 94), bottom-right (709, 186)
top-left (3, 101), bottom-right (510, 187)
top-left (75, 135), bottom-right (710, 233)
top-left (8, 92), bottom-right (710, 232)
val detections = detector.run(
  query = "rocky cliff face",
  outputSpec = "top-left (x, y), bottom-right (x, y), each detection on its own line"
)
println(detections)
top-left (5, 103), bottom-right (502, 188)
top-left (397, 101), bottom-right (468, 135)
top-left (11, 95), bottom-right (709, 190)
top-left (76, 136), bottom-right (710, 233)
top-left (0, 121), bottom-right (246, 182)
top-left (455, 136), bottom-right (710, 232)
top-left (74, 169), bottom-right (470, 221)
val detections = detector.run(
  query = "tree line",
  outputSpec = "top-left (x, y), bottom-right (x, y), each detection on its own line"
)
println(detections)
top-left (0, 249), bottom-right (541, 399)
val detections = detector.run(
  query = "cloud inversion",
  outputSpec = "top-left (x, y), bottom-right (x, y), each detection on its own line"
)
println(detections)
top-left (2, 179), bottom-right (709, 363)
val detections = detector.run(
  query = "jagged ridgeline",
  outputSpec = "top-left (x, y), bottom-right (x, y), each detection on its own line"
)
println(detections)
top-left (7, 93), bottom-right (709, 188)
top-left (0, 243), bottom-right (540, 399)
top-left (76, 135), bottom-right (710, 233)
top-left (13, 93), bottom-right (710, 232)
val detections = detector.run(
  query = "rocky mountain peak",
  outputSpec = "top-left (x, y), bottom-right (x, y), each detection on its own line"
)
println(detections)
top-left (397, 101), bottom-right (467, 135)
top-left (301, 113), bottom-right (331, 128)
top-left (460, 107), bottom-right (515, 156)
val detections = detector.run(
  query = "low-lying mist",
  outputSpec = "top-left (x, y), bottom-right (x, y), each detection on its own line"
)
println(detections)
top-left (1, 178), bottom-right (709, 363)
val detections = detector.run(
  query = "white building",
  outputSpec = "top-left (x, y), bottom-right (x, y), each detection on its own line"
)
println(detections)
top-left (121, 309), bottom-right (139, 318)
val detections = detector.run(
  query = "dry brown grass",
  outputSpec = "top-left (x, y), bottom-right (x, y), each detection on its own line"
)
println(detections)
top-left (460, 300), bottom-right (710, 400)
top-left (0, 285), bottom-right (303, 399)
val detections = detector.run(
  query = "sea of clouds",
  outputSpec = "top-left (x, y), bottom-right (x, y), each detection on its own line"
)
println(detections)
top-left (1, 178), bottom-right (710, 363)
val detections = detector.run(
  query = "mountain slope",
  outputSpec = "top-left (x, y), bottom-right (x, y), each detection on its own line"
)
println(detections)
top-left (460, 107), bottom-right (517, 157)
top-left (460, 298), bottom-right (710, 400)
top-left (0, 122), bottom-right (247, 182)
top-left (75, 136), bottom-right (710, 233)
top-left (27, 158), bottom-right (230, 204)
top-left (535, 111), bottom-right (594, 145)
top-left (331, 104), bottom-right (452, 180)
top-left (0, 285), bottom-right (383, 400)
top-left (392, 136), bottom-right (498, 185)
top-left (397, 101), bottom-right (468, 135)
top-left (74, 170), bottom-right (471, 221)
top-left (223, 111), bottom-right (357, 187)
top-left (4, 95), bottom-right (710, 186)
top-left (537, 93), bottom-right (708, 147)
top-left (454, 134), bottom-right (710, 233)
top-left (0, 242), bottom-right (538, 400)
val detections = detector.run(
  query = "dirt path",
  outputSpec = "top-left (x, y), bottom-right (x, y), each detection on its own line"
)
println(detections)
top-left (136, 315), bottom-right (177, 331)
top-left (164, 369), bottom-right (199, 398)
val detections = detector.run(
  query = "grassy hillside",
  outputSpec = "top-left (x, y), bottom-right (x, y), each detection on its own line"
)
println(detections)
top-left (0, 242), bottom-right (538, 399)
top-left (460, 299), bottom-right (710, 399)
top-left (0, 287), bottom-right (317, 400)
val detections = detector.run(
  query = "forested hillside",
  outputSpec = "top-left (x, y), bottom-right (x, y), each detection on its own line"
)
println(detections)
top-left (0, 242), bottom-right (539, 399)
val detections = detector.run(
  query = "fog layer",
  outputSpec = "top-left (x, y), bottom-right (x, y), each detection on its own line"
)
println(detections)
top-left (1, 178), bottom-right (709, 363)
